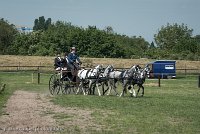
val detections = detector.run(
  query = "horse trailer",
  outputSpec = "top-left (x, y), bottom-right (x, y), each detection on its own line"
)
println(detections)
top-left (147, 60), bottom-right (176, 79)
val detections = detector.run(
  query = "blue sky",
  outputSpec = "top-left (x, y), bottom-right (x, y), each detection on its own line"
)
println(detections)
top-left (0, 0), bottom-right (199, 42)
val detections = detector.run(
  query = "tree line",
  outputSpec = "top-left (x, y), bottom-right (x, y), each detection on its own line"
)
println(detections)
top-left (0, 16), bottom-right (200, 60)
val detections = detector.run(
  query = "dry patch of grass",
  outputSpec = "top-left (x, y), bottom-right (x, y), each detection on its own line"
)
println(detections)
top-left (144, 83), bottom-right (159, 87)
top-left (0, 55), bottom-right (53, 66)
top-left (0, 55), bottom-right (199, 69)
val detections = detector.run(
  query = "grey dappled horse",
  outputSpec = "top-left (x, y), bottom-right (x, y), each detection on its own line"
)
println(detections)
top-left (76, 65), bottom-right (103, 96)
top-left (95, 65), bottom-right (115, 95)
top-left (83, 65), bottom-right (115, 96)
top-left (106, 65), bottom-right (140, 97)
top-left (130, 65), bottom-right (150, 97)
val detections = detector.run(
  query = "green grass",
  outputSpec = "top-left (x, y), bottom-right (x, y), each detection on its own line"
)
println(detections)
top-left (52, 76), bottom-right (200, 134)
top-left (0, 72), bottom-right (200, 133)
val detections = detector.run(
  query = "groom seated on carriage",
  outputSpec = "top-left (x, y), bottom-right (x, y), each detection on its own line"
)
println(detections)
top-left (54, 53), bottom-right (64, 71)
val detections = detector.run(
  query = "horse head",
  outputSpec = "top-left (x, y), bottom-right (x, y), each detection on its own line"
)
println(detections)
top-left (143, 65), bottom-right (150, 77)
top-left (139, 65), bottom-right (150, 79)
top-left (103, 65), bottom-right (114, 77)
top-left (94, 64), bottom-right (103, 75)
top-left (127, 65), bottom-right (141, 77)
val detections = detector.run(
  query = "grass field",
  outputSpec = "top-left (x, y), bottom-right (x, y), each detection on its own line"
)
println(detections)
top-left (0, 71), bottom-right (200, 133)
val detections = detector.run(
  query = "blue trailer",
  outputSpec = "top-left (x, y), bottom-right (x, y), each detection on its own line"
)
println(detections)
top-left (147, 60), bottom-right (176, 79)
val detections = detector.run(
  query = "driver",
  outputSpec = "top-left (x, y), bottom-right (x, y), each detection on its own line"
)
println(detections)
top-left (67, 47), bottom-right (82, 75)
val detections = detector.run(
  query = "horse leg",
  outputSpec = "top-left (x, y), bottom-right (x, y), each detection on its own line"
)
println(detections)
top-left (76, 82), bottom-right (82, 95)
top-left (101, 81), bottom-right (108, 95)
top-left (119, 82), bottom-right (124, 97)
top-left (141, 85), bottom-right (144, 97)
top-left (102, 82), bottom-right (105, 95)
top-left (131, 86), bottom-right (136, 97)
top-left (133, 88), bottom-right (136, 97)
top-left (81, 81), bottom-right (87, 95)
top-left (131, 83), bottom-right (136, 97)
top-left (76, 82), bottom-right (80, 94)
top-left (88, 80), bottom-right (92, 95)
top-left (113, 79), bottom-right (119, 96)
top-left (120, 81), bottom-right (126, 97)
top-left (76, 79), bottom-right (82, 95)
top-left (120, 87), bottom-right (126, 97)
top-left (137, 85), bottom-right (140, 97)
top-left (106, 80), bottom-right (112, 96)
top-left (84, 82), bottom-right (89, 95)
top-left (128, 85), bottom-right (133, 96)
top-left (92, 84), bottom-right (96, 95)
top-left (89, 80), bottom-right (96, 95)
top-left (77, 80), bottom-right (85, 95)
top-left (123, 80), bottom-right (129, 96)
top-left (102, 81), bottom-right (109, 95)
top-left (96, 82), bottom-right (101, 96)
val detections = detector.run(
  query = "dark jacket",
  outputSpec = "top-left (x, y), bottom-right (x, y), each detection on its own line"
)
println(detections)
top-left (68, 52), bottom-right (81, 63)
top-left (54, 57), bottom-right (63, 68)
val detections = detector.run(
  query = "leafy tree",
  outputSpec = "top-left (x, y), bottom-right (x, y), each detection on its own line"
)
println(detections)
top-left (33, 16), bottom-right (52, 31)
top-left (150, 41), bottom-right (155, 49)
top-left (45, 18), bottom-right (52, 30)
top-left (194, 35), bottom-right (200, 56)
top-left (0, 18), bottom-right (18, 54)
top-left (104, 26), bottom-right (114, 34)
top-left (33, 19), bottom-right (39, 31)
top-left (154, 23), bottom-right (193, 51)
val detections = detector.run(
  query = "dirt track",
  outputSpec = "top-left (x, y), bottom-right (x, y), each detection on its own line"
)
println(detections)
top-left (0, 90), bottom-right (103, 134)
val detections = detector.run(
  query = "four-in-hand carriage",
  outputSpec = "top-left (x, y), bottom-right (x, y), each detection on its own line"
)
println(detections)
top-left (49, 64), bottom-right (150, 97)
top-left (49, 68), bottom-right (79, 95)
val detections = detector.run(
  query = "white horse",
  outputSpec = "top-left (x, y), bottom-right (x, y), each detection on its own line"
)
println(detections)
top-left (105, 69), bottom-right (122, 96)
top-left (119, 65), bottom-right (141, 97)
top-left (95, 65), bottom-right (115, 95)
top-left (82, 65), bottom-right (114, 96)
top-left (106, 65), bottom-right (140, 97)
top-left (76, 65), bottom-right (103, 96)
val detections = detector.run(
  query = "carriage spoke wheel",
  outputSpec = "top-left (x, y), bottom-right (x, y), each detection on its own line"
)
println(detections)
top-left (49, 74), bottom-right (61, 95)
top-left (61, 77), bottom-right (72, 94)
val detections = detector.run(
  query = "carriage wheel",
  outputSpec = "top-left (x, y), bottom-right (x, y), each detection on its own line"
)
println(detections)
top-left (61, 77), bottom-right (72, 94)
top-left (49, 74), bottom-right (61, 95)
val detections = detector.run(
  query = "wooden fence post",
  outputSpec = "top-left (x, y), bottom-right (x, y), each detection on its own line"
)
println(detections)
top-left (185, 64), bottom-right (187, 76)
top-left (32, 73), bottom-right (34, 83)
top-left (158, 75), bottom-right (161, 87)
top-left (37, 66), bottom-right (40, 84)
top-left (17, 62), bottom-right (20, 71)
